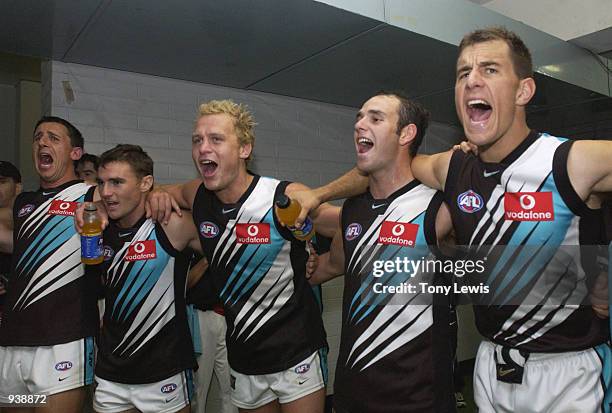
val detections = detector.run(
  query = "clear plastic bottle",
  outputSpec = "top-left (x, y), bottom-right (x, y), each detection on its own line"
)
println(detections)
top-left (81, 202), bottom-right (103, 265)
top-left (275, 194), bottom-right (314, 241)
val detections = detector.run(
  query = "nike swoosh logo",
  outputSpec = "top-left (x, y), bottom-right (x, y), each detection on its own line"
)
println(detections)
top-left (58, 376), bottom-right (70, 382)
top-left (298, 378), bottom-right (310, 385)
top-left (371, 203), bottom-right (386, 209)
top-left (483, 170), bottom-right (500, 177)
top-left (42, 191), bottom-right (55, 196)
top-left (222, 208), bottom-right (236, 214)
top-left (165, 395), bottom-right (178, 403)
top-left (119, 232), bottom-right (132, 237)
top-left (497, 367), bottom-right (515, 377)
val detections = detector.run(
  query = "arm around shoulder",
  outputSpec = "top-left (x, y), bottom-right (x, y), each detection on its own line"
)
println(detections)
top-left (412, 150), bottom-right (453, 191)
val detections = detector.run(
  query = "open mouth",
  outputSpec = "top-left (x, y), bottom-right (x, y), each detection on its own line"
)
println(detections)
top-left (466, 99), bottom-right (492, 124)
top-left (200, 160), bottom-right (218, 177)
top-left (38, 152), bottom-right (54, 169)
top-left (356, 137), bottom-right (374, 154)
top-left (104, 200), bottom-right (119, 212)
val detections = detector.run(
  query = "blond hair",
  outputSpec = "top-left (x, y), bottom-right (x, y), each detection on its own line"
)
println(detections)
top-left (198, 99), bottom-right (256, 161)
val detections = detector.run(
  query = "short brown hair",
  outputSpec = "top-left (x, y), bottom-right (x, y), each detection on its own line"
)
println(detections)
top-left (99, 144), bottom-right (153, 179)
top-left (375, 91), bottom-right (430, 157)
top-left (198, 99), bottom-right (256, 161)
top-left (459, 26), bottom-right (533, 79)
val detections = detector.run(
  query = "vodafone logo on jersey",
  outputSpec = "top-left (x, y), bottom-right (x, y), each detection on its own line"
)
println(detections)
top-left (504, 192), bottom-right (554, 221)
top-left (125, 240), bottom-right (157, 261)
top-left (235, 223), bottom-right (270, 244)
top-left (48, 200), bottom-right (78, 216)
top-left (378, 221), bottom-right (418, 248)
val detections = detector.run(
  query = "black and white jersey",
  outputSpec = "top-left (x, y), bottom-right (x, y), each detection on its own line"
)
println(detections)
top-left (334, 180), bottom-right (454, 413)
top-left (95, 217), bottom-right (196, 384)
top-left (0, 181), bottom-right (99, 346)
top-left (444, 131), bottom-right (608, 352)
top-left (192, 175), bottom-right (327, 375)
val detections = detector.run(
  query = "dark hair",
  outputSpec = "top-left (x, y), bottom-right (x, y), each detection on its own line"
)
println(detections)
top-left (99, 144), bottom-right (153, 179)
top-left (34, 116), bottom-right (84, 149)
top-left (77, 153), bottom-right (100, 170)
top-left (375, 90), bottom-right (430, 157)
top-left (459, 26), bottom-right (533, 79)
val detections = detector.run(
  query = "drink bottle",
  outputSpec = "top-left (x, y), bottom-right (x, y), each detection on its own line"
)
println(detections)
top-left (81, 202), bottom-right (103, 265)
top-left (275, 194), bottom-right (314, 241)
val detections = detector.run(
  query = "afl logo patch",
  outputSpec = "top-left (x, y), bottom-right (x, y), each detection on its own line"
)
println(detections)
top-left (160, 383), bottom-right (177, 394)
top-left (457, 190), bottom-right (484, 213)
top-left (345, 223), bottom-right (362, 241)
top-left (103, 245), bottom-right (115, 261)
top-left (18, 204), bottom-right (35, 217)
top-left (294, 363), bottom-right (311, 374)
top-left (200, 221), bottom-right (219, 238)
top-left (55, 361), bottom-right (73, 371)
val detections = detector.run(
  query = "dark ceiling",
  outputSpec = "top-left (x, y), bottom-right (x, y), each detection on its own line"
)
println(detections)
top-left (1, 0), bottom-right (610, 134)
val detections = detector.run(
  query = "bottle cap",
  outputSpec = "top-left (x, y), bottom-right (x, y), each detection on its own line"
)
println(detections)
top-left (84, 202), bottom-right (97, 211)
top-left (275, 194), bottom-right (291, 209)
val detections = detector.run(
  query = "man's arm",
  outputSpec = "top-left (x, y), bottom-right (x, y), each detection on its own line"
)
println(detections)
top-left (309, 223), bottom-right (345, 285)
top-left (187, 256), bottom-right (208, 290)
top-left (290, 168), bottom-right (367, 227)
top-left (285, 182), bottom-right (341, 238)
top-left (567, 140), bottom-right (612, 203)
top-left (146, 179), bottom-right (202, 224)
top-left (411, 151), bottom-right (453, 191)
top-left (163, 211), bottom-right (203, 256)
top-left (0, 207), bottom-right (13, 253)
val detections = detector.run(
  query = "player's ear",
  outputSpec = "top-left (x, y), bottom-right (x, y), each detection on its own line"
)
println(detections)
top-left (140, 175), bottom-right (154, 192)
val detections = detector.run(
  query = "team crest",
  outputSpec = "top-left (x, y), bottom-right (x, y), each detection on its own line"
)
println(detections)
top-left (457, 190), bottom-right (484, 213)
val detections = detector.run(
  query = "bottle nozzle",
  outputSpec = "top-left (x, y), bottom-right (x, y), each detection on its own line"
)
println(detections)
top-left (275, 194), bottom-right (291, 209)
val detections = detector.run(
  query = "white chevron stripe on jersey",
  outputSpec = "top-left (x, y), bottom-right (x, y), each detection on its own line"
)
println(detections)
top-left (469, 138), bottom-right (558, 248)
top-left (494, 215), bottom-right (585, 346)
top-left (108, 220), bottom-right (155, 286)
top-left (18, 183), bottom-right (91, 239)
top-left (212, 178), bottom-right (277, 266)
top-left (349, 303), bottom-right (433, 371)
top-left (14, 233), bottom-right (82, 310)
top-left (233, 242), bottom-right (295, 341)
top-left (115, 259), bottom-right (176, 356)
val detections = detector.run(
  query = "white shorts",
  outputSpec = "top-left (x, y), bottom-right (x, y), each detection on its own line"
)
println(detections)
top-left (230, 350), bottom-right (326, 410)
top-left (474, 340), bottom-right (612, 413)
top-left (0, 337), bottom-right (95, 403)
top-left (93, 370), bottom-right (193, 413)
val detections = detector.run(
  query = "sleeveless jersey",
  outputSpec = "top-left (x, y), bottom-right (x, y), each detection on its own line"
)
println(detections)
top-left (444, 131), bottom-right (608, 352)
top-left (0, 181), bottom-right (99, 346)
top-left (95, 217), bottom-right (196, 383)
top-left (334, 180), bottom-right (454, 413)
top-left (192, 175), bottom-right (327, 375)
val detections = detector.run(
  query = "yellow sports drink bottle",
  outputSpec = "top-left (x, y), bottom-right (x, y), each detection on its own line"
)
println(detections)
top-left (81, 202), bottom-right (103, 265)
top-left (275, 194), bottom-right (314, 241)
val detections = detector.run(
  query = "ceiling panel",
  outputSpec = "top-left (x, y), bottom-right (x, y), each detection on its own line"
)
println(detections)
top-left (64, 0), bottom-right (380, 88)
top-left (250, 25), bottom-right (460, 122)
top-left (0, 0), bottom-right (103, 59)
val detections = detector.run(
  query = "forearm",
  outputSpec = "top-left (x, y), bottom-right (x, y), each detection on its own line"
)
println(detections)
top-left (309, 252), bottom-right (343, 285)
top-left (187, 257), bottom-right (208, 289)
top-left (314, 168), bottom-right (368, 204)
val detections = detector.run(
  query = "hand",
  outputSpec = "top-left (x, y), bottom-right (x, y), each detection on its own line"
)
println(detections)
top-left (289, 189), bottom-right (322, 229)
top-left (74, 202), bottom-right (108, 235)
top-left (590, 271), bottom-right (608, 319)
top-left (452, 140), bottom-right (478, 155)
top-left (0, 281), bottom-right (6, 296)
top-left (305, 241), bottom-right (318, 280)
top-left (145, 188), bottom-right (182, 225)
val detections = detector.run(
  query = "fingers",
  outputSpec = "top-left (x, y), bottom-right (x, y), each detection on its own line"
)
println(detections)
top-left (74, 203), bottom-right (86, 234)
top-left (592, 304), bottom-right (609, 319)
top-left (305, 242), bottom-right (318, 279)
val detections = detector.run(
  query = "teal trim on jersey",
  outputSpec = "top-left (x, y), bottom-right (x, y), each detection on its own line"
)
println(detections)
top-left (318, 347), bottom-right (329, 385)
top-left (595, 343), bottom-right (612, 413)
top-left (113, 233), bottom-right (171, 322)
top-left (487, 173), bottom-right (574, 305)
top-left (17, 215), bottom-right (77, 273)
top-left (609, 243), bottom-right (612, 341)
top-left (187, 305), bottom-right (202, 356)
top-left (349, 213), bottom-right (430, 323)
top-left (185, 368), bottom-right (194, 402)
top-left (84, 336), bottom-right (95, 385)
top-left (221, 209), bottom-right (284, 306)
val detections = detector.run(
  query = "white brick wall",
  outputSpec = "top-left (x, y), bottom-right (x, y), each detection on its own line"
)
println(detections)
top-left (44, 61), bottom-right (462, 408)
